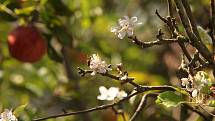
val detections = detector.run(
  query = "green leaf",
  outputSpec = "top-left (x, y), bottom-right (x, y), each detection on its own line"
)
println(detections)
top-left (13, 103), bottom-right (28, 117)
top-left (173, 87), bottom-right (190, 95)
top-left (197, 26), bottom-right (212, 44)
top-left (0, 0), bottom-right (19, 21)
top-left (208, 100), bottom-right (215, 107)
top-left (14, 6), bottom-right (35, 16)
top-left (156, 91), bottom-right (184, 107)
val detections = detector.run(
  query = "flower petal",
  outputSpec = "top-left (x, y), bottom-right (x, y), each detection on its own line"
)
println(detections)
top-left (192, 89), bottom-right (198, 97)
top-left (91, 71), bottom-right (97, 76)
top-left (97, 95), bottom-right (107, 100)
top-left (99, 86), bottom-right (108, 94)
top-left (131, 17), bottom-right (137, 23)
top-left (118, 31), bottom-right (126, 39)
top-left (127, 27), bottom-right (134, 36)
top-left (108, 87), bottom-right (119, 98)
top-left (110, 26), bottom-right (118, 33)
top-left (123, 16), bottom-right (129, 20)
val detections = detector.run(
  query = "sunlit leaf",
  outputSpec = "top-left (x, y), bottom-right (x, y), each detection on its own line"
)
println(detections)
top-left (14, 103), bottom-right (27, 117)
top-left (156, 91), bottom-right (184, 107)
top-left (208, 100), bottom-right (215, 107)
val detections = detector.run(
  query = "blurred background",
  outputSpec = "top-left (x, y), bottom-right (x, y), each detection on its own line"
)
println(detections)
top-left (0, 0), bottom-right (212, 121)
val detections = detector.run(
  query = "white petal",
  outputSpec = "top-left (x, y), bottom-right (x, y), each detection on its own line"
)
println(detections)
top-left (127, 27), bottom-right (134, 36)
top-left (123, 16), bottom-right (129, 20)
top-left (97, 95), bottom-right (107, 100)
top-left (106, 96), bottom-right (115, 101)
top-left (119, 20), bottom-right (127, 27)
top-left (110, 26), bottom-right (118, 33)
top-left (91, 71), bottom-right (97, 76)
top-left (118, 31), bottom-right (126, 39)
top-left (131, 17), bottom-right (138, 23)
top-left (136, 22), bottom-right (142, 25)
top-left (192, 89), bottom-right (198, 97)
top-left (108, 87), bottom-right (119, 98)
top-left (118, 91), bottom-right (127, 98)
top-left (99, 86), bottom-right (108, 94)
top-left (97, 86), bottom-right (108, 100)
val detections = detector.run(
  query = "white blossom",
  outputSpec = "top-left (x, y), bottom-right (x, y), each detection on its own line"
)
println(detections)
top-left (195, 71), bottom-right (209, 85)
top-left (97, 86), bottom-right (127, 101)
top-left (116, 90), bottom-right (127, 99)
top-left (181, 78), bottom-right (189, 87)
top-left (89, 54), bottom-right (110, 76)
top-left (191, 89), bottom-right (198, 98)
top-left (111, 16), bottom-right (142, 39)
top-left (0, 109), bottom-right (17, 121)
top-left (120, 74), bottom-right (128, 81)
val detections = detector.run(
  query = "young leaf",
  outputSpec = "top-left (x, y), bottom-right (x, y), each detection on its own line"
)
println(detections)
top-left (156, 91), bottom-right (184, 107)
top-left (13, 103), bottom-right (28, 117)
top-left (208, 100), bottom-right (215, 107)
top-left (197, 26), bottom-right (212, 44)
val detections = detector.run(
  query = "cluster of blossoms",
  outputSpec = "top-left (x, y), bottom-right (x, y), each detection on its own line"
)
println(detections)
top-left (89, 54), bottom-right (111, 76)
top-left (97, 86), bottom-right (127, 101)
top-left (0, 109), bottom-right (17, 121)
top-left (181, 71), bottom-right (211, 100)
top-left (111, 16), bottom-right (142, 39)
top-left (87, 54), bottom-right (128, 101)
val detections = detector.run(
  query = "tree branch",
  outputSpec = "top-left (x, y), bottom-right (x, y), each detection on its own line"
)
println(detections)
top-left (211, 0), bottom-right (215, 56)
top-left (129, 93), bottom-right (158, 121)
top-left (128, 35), bottom-right (187, 49)
top-left (174, 0), bottom-right (212, 62)
top-left (33, 91), bottom-right (140, 121)
top-left (156, 8), bottom-right (192, 61)
top-left (77, 67), bottom-right (140, 88)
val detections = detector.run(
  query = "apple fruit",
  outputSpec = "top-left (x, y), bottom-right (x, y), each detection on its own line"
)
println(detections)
top-left (8, 25), bottom-right (47, 63)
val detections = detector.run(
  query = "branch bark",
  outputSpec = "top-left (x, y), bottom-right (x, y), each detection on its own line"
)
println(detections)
top-left (174, 0), bottom-right (213, 62)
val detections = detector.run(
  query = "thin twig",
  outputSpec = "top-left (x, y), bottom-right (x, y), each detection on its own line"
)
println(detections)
top-left (129, 93), bottom-right (158, 121)
top-left (174, 0), bottom-right (212, 62)
top-left (181, 0), bottom-right (201, 41)
top-left (211, 0), bottom-right (215, 56)
top-left (183, 104), bottom-right (209, 121)
top-left (77, 67), bottom-right (140, 88)
top-left (156, 8), bottom-right (192, 61)
top-left (77, 67), bottom-right (177, 92)
top-left (167, 0), bottom-right (174, 17)
top-left (128, 36), bottom-right (187, 49)
top-left (33, 92), bottom-right (139, 121)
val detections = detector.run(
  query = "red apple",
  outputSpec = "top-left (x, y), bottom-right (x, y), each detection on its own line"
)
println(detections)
top-left (8, 25), bottom-right (47, 63)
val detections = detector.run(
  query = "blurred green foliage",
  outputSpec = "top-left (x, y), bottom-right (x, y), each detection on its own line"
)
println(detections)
top-left (0, 0), bottom-right (212, 121)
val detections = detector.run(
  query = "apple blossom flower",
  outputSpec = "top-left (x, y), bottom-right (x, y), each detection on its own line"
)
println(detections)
top-left (97, 86), bottom-right (127, 101)
top-left (191, 89), bottom-right (198, 98)
top-left (181, 78), bottom-right (189, 87)
top-left (111, 16), bottom-right (142, 39)
top-left (0, 109), bottom-right (18, 121)
top-left (89, 54), bottom-right (111, 76)
top-left (195, 71), bottom-right (209, 85)
top-left (116, 90), bottom-right (127, 99)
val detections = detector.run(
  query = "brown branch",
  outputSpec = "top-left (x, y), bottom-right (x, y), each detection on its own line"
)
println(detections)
top-left (211, 0), bottom-right (215, 56)
top-left (33, 91), bottom-right (140, 121)
top-left (174, 0), bottom-right (213, 62)
top-left (167, 0), bottom-right (174, 17)
top-left (77, 67), bottom-right (140, 88)
top-left (129, 93), bottom-right (158, 121)
top-left (128, 36), bottom-right (187, 49)
top-left (181, 0), bottom-right (201, 42)
top-left (33, 85), bottom-right (176, 121)
top-left (77, 67), bottom-right (177, 93)
top-left (183, 104), bottom-right (210, 121)
top-left (156, 9), bottom-right (192, 61)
